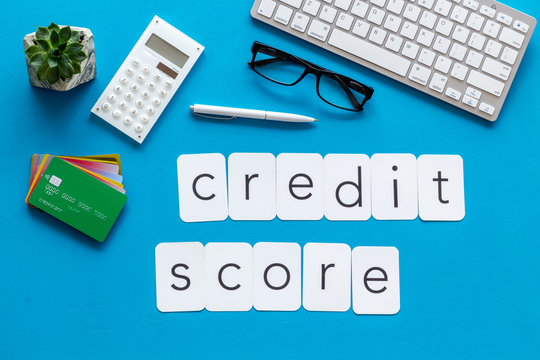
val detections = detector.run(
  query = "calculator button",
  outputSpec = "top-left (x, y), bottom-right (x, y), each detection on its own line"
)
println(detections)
top-left (107, 94), bottom-right (116, 101)
top-left (165, 80), bottom-right (173, 88)
top-left (134, 124), bottom-right (144, 133)
top-left (136, 74), bottom-right (145, 82)
top-left (131, 59), bottom-right (140, 67)
top-left (123, 117), bottom-right (132, 125)
top-left (143, 66), bottom-right (151, 73)
top-left (125, 68), bottom-right (134, 76)
top-left (113, 110), bottom-right (121, 118)
top-left (130, 83), bottom-right (139, 91)
top-left (159, 88), bottom-right (167, 97)
top-left (142, 90), bottom-right (150, 98)
top-left (125, 92), bottom-right (133, 100)
top-left (129, 108), bottom-right (138, 116)
top-left (119, 76), bottom-right (128, 84)
top-left (146, 106), bottom-right (155, 115)
top-left (135, 99), bottom-right (144, 107)
top-left (147, 82), bottom-right (156, 90)
top-left (101, 102), bottom-right (110, 111)
top-left (118, 101), bottom-right (127, 109)
top-left (140, 115), bottom-right (149, 123)
top-left (153, 98), bottom-right (161, 106)
top-left (153, 73), bottom-right (161, 81)
top-left (113, 85), bottom-right (122, 93)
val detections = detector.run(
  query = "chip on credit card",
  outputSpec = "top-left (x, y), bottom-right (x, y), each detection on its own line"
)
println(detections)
top-left (27, 155), bottom-right (127, 242)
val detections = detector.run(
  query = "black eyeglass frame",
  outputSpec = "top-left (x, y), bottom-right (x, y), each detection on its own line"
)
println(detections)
top-left (248, 41), bottom-right (374, 111)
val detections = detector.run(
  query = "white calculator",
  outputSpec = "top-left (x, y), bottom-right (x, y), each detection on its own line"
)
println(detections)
top-left (91, 16), bottom-right (204, 143)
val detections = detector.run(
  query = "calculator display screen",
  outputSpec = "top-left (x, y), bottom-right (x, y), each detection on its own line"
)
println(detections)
top-left (145, 34), bottom-right (189, 68)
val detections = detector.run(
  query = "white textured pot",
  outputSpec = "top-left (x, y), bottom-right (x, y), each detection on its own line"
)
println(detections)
top-left (23, 26), bottom-right (96, 91)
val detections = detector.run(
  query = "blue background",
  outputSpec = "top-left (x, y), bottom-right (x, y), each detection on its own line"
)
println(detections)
top-left (2, 0), bottom-right (539, 358)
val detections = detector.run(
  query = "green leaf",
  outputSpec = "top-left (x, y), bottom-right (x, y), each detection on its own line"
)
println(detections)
top-left (46, 66), bottom-right (60, 84)
top-left (48, 23), bottom-right (60, 32)
top-left (58, 43), bottom-right (67, 52)
top-left (65, 42), bottom-right (83, 54)
top-left (72, 61), bottom-right (81, 74)
top-left (36, 64), bottom-right (49, 81)
top-left (36, 27), bottom-right (50, 40)
top-left (68, 50), bottom-right (87, 63)
top-left (25, 45), bottom-right (42, 57)
top-left (47, 57), bottom-right (58, 68)
top-left (30, 53), bottom-right (46, 68)
top-left (59, 26), bottom-right (71, 43)
top-left (58, 58), bottom-right (74, 79)
top-left (69, 30), bottom-right (80, 43)
top-left (50, 30), bottom-right (60, 47)
top-left (36, 39), bottom-right (50, 51)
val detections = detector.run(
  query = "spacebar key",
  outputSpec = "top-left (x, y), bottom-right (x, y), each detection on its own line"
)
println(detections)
top-left (328, 29), bottom-right (411, 77)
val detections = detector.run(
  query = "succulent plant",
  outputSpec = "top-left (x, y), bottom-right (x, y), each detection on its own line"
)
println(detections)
top-left (24, 23), bottom-right (87, 85)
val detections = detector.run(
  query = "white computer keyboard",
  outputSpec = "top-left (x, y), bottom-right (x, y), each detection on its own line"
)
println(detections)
top-left (251, 0), bottom-right (536, 121)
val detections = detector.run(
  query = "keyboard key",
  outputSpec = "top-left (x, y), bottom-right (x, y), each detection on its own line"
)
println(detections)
top-left (335, 0), bottom-right (352, 10)
top-left (281, 0), bottom-right (302, 8)
top-left (436, 18), bottom-right (453, 36)
top-left (400, 21), bottom-right (418, 39)
top-left (482, 57), bottom-right (511, 81)
top-left (465, 86), bottom-right (481, 99)
top-left (483, 20), bottom-right (501, 38)
top-left (403, 4), bottom-right (421, 22)
top-left (499, 27), bottom-right (525, 49)
top-left (468, 33), bottom-right (486, 51)
top-left (385, 34), bottom-right (404, 52)
top-left (465, 50), bottom-right (483, 68)
top-left (513, 20), bottom-right (530, 33)
top-left (500, 47), bottom-right (518, 65)
top-left (452, 25), bottom-right (470, 43)
top-left (308, 19), bottom-right (331, 41)
top-left (449, 43), bottom-right (467, 61)
top-left (450, 62), bottom-right (468, 80)
top-left (433, 36), bottom-right (451, 53)
top-left (462, 94), bottom-right (478, 107)
top-left (496, 12), bottom-right (512, 26)
top-left (419, 11), bottom-right (437, 29)
top-left (434, 56), bottom-right (452, 73)
top-left (402, 41), bottom-right (420, 59)
top-left (434, 0), bottom-right (452, 16)
top-left (418, 0), bottom-right (435, 10)
top-left (479, 102), bottom-right (495, 115)
top-left (274, 5), bottom-right (292, 25)
top-left (418, 48), bottom-right (436, 66)
top-left (320, 5), bottom-right (338, 23)
top-left (450, 6), bottom-right (468, 24)
top-left (291, 12), bottom-right (310, 32)
top-left (467, 70), bottom-right (504, 96)
top-left (303, 0), bottom-right (321, 16)
top-left (466, 13), bottom-right (484, 31)
top-left (369, 27), bottom-right (388, 45)
top-left (328, 28), bottom-right (411, 76)
top-left (352, 19), bottom-right (370, 37)
top-left (445, 87), bottom-right (462, 100)
top-left (387, 0), bottom-right (405, 14)
top-left (367, 7), bottom-right (386, 25)
top-left (408, 63), bottom-right (432, 85)
top-left (384, 14), bottom-right (402, 32)
top-left (370, 0), bottom-right (386, 6)
top-left (417, 29), bottom-right (435, 47)
top-left (429, 72), bottom-right (448, 92)
top-left (351, 0), bottom-right (369, 17)
top-left (257, 0), bottom-right (276, 17)
top-left (479, 5), bottom-right (495, 18)
top-left (336, 12), bottom-right (354, 30)
top-left (462, 0), bottom-right (478, 11)
top-left (484, 39), bottom-right (502, 58)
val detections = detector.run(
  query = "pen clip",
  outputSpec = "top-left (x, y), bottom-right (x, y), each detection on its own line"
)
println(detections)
top-left (193, 112), bottom-right (237, 120)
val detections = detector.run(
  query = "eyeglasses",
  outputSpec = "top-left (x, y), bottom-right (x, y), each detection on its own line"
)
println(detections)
top-left (248, 41), bottom-right (374, 111)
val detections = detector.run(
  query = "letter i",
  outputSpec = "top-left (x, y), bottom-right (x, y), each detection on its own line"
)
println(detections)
top-left (392, 165), bottom-right (398, 208)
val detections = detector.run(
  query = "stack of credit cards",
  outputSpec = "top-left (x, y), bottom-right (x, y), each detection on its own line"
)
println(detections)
top-left (26, 154), bottom-right (128, 242)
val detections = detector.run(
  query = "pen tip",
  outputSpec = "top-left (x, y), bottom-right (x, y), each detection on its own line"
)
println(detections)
top-left (189, 105), bottom-right (194, 111)
top-left (314, 119), bottom-right (318, 122)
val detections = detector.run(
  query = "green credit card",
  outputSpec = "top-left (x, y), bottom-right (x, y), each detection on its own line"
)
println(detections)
top-left (28, 157), bottom-right (127, 242)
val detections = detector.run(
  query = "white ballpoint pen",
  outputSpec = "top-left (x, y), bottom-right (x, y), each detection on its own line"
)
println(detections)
top-left (190, 104), bottom-right (317, 123)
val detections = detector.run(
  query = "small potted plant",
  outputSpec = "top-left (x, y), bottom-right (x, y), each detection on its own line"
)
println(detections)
top-left (23, 23), bottom-right (96, 91)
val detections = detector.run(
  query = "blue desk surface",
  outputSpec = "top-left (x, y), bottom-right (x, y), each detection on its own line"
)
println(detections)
top-left (2, 0), bottom-right (539, 358)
